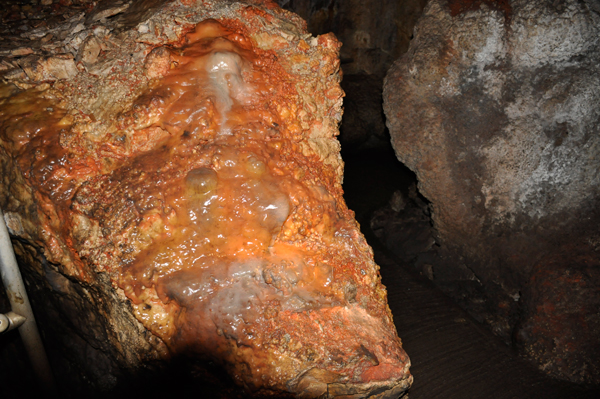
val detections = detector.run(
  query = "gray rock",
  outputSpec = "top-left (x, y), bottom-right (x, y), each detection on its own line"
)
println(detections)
top-left (384, 0), bottom-right (600, 384)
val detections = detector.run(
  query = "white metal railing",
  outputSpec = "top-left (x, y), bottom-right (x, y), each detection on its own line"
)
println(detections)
top-left (0, 207), bottom-right (56, 392)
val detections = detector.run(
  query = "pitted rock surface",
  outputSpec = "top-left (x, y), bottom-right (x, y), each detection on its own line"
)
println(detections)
top-left (384, 0), bottom-right (600, 385)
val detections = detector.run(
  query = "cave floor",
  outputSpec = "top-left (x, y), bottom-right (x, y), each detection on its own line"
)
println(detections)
top-left (378, 249), bottom-right (600, 399)
top-left (342, 147), bottom-right (600, 399)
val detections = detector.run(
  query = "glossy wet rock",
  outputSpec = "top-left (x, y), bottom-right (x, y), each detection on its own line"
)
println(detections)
top-left (0, 0), bottom-right (411, 396)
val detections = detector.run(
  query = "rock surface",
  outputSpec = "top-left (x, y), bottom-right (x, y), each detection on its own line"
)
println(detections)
top-left (384, 0), bottom-right (600, 385)
top-left (0, 0), bottom-right (411, 397)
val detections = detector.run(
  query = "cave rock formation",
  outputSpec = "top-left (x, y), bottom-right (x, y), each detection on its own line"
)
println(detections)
top-left (0, 0), bottom-right (411, 397)
top-left (384, 0), bottom-right (600, 385)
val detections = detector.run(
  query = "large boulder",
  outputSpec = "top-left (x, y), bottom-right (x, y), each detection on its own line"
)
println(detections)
top-left (384, 0), bottom-right (600, 384)
top-left (0, 0), bottom-right (411, 397)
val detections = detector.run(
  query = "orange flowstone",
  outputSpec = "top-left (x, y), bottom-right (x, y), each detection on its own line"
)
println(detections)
top-left (0, 17), bottom-right (411, 398)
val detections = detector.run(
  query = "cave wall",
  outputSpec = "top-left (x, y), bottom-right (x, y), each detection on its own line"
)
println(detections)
top-left (0, 0), bottom-right (412, 397)
top-left (384, 0), bottom-right (600, 385)
top-left (279, 0), bottom-right (428, 150)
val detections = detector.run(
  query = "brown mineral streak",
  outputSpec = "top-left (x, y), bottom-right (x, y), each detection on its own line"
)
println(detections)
top-left (0, 6), bottom-right (410, 397)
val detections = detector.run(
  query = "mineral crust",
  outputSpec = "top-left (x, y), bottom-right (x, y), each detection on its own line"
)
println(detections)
top-left (0, 0), bottom-right (411, 396)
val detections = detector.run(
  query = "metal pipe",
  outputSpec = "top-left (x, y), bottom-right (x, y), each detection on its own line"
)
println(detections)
top-left (0, 207), bottom-right (56, 392)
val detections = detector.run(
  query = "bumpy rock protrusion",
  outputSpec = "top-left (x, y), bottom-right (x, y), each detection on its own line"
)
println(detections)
top-left (1, 0), bottom-right (411, 397)
top-left (384, 0), bottom-right (600, 384)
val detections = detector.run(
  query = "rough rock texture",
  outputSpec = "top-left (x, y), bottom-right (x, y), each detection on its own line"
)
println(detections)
top-left (384, 0), bottom-right (600, 385)
top-left (0, 0), bottom-right (411, 397)
top-left (279, 0), bottom-right (428, 151)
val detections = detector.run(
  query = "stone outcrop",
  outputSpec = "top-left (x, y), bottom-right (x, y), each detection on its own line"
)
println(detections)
top-left (0, 0), bottom-right (411, 397)
top-left (384, 0), bottom-right (600, 385)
